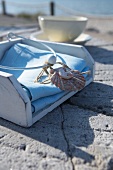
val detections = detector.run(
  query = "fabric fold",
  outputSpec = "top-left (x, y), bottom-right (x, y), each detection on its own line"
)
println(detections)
top-left (0, 43), bottom-right (90, 113)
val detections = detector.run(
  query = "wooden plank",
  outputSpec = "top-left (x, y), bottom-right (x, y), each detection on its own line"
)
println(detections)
top-left (0, 71), bottom-right (31, 126)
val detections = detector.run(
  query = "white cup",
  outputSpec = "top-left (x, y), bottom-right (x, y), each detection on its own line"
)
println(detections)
top-left (38, 16), bottom-right (88, 42)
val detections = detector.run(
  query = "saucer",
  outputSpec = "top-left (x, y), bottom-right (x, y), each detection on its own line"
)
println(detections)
top-left (72, 33), bottom-right (92, 44)
top-left (30, 31), bottom-right (92, 44)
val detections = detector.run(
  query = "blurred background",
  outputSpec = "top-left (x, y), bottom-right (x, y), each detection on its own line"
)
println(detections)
top-left (0, 0), bottom-right (113, 43)
top-left (1, 0), bottom-right (113, 16)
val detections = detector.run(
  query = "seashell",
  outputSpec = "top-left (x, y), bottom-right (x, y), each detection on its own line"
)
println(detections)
top-left (58, 67), bottom-right (73, 79)
top-left (50, 67), bottom-right (86, 91)
top-left (46, 55), bottom-right (56, 65)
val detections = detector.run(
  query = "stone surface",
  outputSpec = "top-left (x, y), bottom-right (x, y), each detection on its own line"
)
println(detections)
top-left (1, 16), bottom-right (113, 170)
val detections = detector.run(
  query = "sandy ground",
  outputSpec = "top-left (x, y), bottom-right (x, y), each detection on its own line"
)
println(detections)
top-left (85, 16), bottom-right (113, 43)
top-left (0, 14), bottom-right (37, 26)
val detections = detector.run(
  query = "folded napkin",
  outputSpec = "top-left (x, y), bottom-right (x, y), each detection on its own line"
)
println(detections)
top-left (0, 43), bottom-right (89, 113)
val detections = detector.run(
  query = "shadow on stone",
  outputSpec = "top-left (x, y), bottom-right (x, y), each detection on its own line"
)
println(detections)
top-left (108, 31), bottom-right (113, 35)
top-left (70, 82), bottom-right (113, 116)
top-left (86, 28), bottom-right (100, 33)
top-left (0, 82), bottom-right (112, 163)
top-left (71, 147), bottom-right (95, 163)
top-left (85, 45), bottom-right (113, 65)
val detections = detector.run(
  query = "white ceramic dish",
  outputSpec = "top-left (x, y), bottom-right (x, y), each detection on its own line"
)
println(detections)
top-left (38, 16), bottom-right (88, 42)
top-left (30, 31), bottom-right (92, 44)
top-left (72, 33), bottom-right (92, 44)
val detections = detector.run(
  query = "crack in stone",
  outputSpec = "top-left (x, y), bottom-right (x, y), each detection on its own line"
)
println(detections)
top-left (60, 105), bottom-right (74, 170)
top-left (0, 142), bottom-right (27, 151)
top-left (0, 133), bottom-right (7, 139)
top-left (95, 79), bottom-right (113, 81)
top-left (39, 120), bottom-right (60, 127)
top-left (94, 128), bottom-right (113, 133)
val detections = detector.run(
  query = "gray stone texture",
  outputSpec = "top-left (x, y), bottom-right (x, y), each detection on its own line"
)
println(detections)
top-left (1, 16), bottom-right (113, 170)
